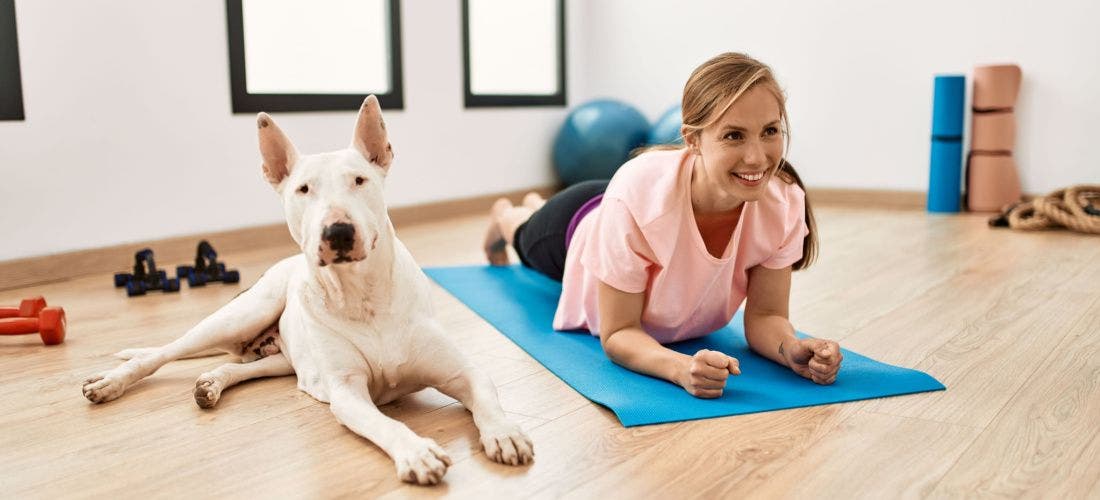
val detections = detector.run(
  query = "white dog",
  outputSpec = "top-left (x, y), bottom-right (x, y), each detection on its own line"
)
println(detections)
top-left (82, 96), bottom-right (534, 485)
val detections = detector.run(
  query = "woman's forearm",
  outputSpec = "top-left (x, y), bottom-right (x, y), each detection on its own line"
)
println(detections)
top-left (744, 313), bottom-right (798, 367)
top-left (601, 327), bottom-right (691, 385)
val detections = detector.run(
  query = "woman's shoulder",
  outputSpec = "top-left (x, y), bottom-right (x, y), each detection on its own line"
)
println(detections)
top-left (755, 169), bottom-right (806, 228)
top-left (765, 171), bottom-right (806, 206)
top-left (604, 149), bottom-right (690, 221)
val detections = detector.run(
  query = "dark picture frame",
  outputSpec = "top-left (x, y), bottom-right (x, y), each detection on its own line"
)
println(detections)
top-left (0, 0), bottom-right (25, 121)
top-left (461, 0), bottom-right (566, 108)
top-left (225, 0), bottom-right (404, 113)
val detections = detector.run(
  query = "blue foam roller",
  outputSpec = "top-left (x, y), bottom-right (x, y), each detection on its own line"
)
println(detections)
top-left (928, 139), bottom-right (963, 213)
top-left (931, 75), bottom-right (965, 138)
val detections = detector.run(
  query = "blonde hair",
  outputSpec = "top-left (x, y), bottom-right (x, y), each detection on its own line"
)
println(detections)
top-left (646, 52), bottom-right (818, 270)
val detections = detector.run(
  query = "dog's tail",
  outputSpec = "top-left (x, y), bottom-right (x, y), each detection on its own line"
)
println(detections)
top-left (114, 348), bottom-right (226, 360)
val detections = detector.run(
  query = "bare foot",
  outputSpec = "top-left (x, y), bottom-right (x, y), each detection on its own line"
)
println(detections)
top-left (484, 198), bottom-right (512, 266)
top-left (522, 192), bottom-right (546, 210)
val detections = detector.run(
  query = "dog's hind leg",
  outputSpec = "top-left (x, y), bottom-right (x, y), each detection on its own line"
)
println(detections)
top-left (115, 347), bottom-right (224, 360)
top-left (193, 352), bottom-right (294, 408)
top-left (82, 258), bottom-right (296, 404)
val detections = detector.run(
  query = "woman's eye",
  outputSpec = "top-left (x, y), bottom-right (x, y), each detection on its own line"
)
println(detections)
top-left (297, 184), bottom-right (309, 194)
top-left (725, 131), bottom-right (743, 140)
top-left (764, 127), bottom-right (780, 136)
top-left (355, 176), bottom-right (366, 186)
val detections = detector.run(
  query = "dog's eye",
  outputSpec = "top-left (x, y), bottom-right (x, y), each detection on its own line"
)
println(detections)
top-left (355, 176), bottom-right (366, 186)
top-left (297, 184), bottom-right (309, 194)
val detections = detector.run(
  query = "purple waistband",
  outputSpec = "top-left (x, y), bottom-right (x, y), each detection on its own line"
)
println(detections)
top-left (564, 194), bottom-right (604, 250)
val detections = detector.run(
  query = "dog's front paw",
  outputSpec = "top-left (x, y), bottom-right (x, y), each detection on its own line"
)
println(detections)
top-left (480, 422), bottom-right (534, 466)
top-left (82, 372), bottom-right (128, 403)
top-left (193, 375), bottom-right (224, 409)
top-left (394, 437), bottom-right (452, 485)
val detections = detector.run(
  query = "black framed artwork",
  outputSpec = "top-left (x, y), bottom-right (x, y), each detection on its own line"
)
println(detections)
top-left (225, 0), bottom-right (404, 113)
top-left (0, 0), bottom-right (24, 121)
top-left (462, 0), bottom-right (566, 108)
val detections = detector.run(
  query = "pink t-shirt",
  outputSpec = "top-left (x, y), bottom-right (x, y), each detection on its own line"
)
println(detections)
top-left (552, 149), bottom-right (809, 343)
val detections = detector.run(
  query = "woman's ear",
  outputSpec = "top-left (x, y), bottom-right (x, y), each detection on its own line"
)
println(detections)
top-left (681, 126), bottom-right (699, 153)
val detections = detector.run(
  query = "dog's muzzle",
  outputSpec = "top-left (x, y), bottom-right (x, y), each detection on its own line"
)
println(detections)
top-left (318, 222), bottom-right (367, 266)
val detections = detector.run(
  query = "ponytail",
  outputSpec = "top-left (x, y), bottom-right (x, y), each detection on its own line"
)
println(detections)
top-left (778, 160), bottom-right (818, 270)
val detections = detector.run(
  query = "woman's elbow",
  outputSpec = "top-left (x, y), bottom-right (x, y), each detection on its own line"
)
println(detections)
top-left (597, 329), bottom-right (620, 360)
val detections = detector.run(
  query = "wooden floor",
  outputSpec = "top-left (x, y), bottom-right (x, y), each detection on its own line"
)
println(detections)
top-left (2, 205), bottom-right (1098, 498)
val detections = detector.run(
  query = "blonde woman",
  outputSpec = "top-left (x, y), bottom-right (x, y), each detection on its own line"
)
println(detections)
top-left (483, 53), bottom-right (843, 398)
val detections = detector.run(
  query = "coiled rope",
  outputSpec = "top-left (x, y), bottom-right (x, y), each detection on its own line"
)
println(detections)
top-left (990, 185), bottom-right (1100, 235)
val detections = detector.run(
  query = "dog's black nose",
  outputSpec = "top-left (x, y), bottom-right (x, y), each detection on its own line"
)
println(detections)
top-left (322, 222), bottom-right (356, 252)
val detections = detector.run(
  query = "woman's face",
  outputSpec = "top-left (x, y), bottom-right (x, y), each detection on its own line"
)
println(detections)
top-left (684, 85), bottom-right (784, 209)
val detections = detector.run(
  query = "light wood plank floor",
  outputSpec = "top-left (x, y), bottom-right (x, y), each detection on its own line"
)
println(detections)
top-left (2, 206), bottom-right (1098, 498)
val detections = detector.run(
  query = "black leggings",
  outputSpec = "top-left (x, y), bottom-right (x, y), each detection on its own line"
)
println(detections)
top-left (513, 180), bottom-right (609, 281)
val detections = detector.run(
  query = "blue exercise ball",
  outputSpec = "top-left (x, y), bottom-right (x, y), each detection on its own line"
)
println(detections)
top-left (647, 104), bottom-right (683, 145)
top-left (553, 99), bottom-right (650, 186)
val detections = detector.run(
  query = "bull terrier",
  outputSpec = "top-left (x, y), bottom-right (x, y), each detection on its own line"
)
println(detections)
top-left (82, 96), bottom-right (534, 485)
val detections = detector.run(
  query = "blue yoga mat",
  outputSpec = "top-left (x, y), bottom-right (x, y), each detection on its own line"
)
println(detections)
top-left (928, 74), bottom-right (966, 213)
top-left (426, 265), bottom-right (945, 427)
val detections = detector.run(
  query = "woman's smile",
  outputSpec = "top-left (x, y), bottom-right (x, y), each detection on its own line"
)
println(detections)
top-left (731, 169), bottom-right (767, 187)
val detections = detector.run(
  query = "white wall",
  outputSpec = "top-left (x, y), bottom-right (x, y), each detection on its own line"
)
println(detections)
top-left (2, 0), bottom-right (1097, 262)
top-left (575, 0), bottom-right (1100, 194)
top-left (0, 0), bottom-right (587, 262)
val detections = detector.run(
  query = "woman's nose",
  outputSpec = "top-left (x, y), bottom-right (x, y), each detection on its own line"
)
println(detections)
top-left (743, 139), bottom-right (766, 167)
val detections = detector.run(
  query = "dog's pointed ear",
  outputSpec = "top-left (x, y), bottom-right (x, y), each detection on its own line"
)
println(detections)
top-left (257, 112), bottom-right (299, 187)
top-left (351, 95), bottom-right (393, 172)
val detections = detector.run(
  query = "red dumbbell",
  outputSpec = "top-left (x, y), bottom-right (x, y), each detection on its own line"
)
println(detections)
top-left (0, 296), bottom-right (48, 319)
top-left (0, 304), bottom-right (66, 345)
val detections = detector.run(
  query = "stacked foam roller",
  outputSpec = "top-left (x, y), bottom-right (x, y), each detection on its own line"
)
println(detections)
top-left (928, 75), bottom-right (966, 213)
top-left (967, 64), bottom-right (1023, 211)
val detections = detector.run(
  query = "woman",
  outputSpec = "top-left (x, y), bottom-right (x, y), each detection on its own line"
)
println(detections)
top-left (483, 53), bottom-right (843, 398)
